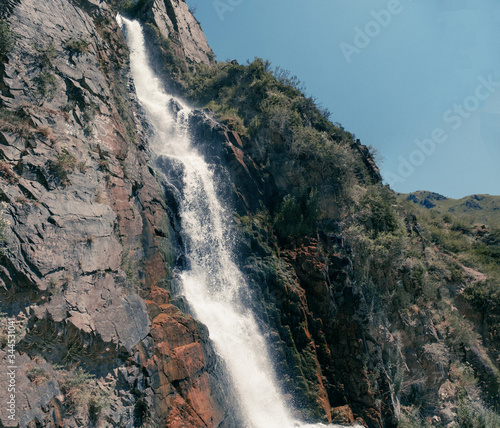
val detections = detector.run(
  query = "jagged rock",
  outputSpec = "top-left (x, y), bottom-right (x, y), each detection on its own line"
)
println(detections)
top-left (406, 191), bottom-right (448, 209)
top-left (148, 0), bottom-right (213, 65)
top-left (331, 405), bottom-right (355, 424)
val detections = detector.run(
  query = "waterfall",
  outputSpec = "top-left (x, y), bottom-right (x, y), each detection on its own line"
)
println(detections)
top-left (118, 15), bottom-right (358, 428)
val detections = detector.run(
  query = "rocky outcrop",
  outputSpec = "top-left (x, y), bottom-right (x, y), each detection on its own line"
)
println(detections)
top-left (139, 0), bottom-right (213, 65)
top-left (406, 191), bottom-right (448, 209)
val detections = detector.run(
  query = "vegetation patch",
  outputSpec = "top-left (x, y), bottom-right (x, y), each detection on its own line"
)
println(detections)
top-left (273, 189), bottom-right (318, 241)
top-left (58, 366), bottom-right (113, 423)
top-left (49, 148), bottom-right (76, 184)
top-left (0, 19), bottom-right (16, 58)
top-left (0, 161), bottom-right (18, 184)
top-left (65, 38), bottom-right (90, 54)
top-left (0, 203), bottom-right (9, 255)
top-left (34, 70), bottom-right (57, 98)
top-left (118, 0), bottom-right (151, 15)
top-left (26, 366), bottom-right (50, 385)
top-left (0, 107), bottom-right (31, 137)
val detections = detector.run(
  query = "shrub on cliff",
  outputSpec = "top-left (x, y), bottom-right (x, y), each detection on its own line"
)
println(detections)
top-left (65, 38), bottom-right (90, 54)
top-left (359, 187), bottom-right (399, 236)
top-left (179, 57), bottom-right (364, 206)
top-left (457, 398), bottom-right (500, 428)
top-left (49, 148), bottom-right (77, 185)
top-left (60, 366), bottom-right (111, 421)
top-left (274, 189), bottom-right (318, 240)
top-left (0, 19), bottom-right (16, 58)
top-left (0, 202), bottom-right (9, 255)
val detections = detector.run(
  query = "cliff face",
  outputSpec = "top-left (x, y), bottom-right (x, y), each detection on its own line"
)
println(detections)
top-left (0, 1), bottom-right (236, 426)
top-left (1, 1), bottom-right (499, 427)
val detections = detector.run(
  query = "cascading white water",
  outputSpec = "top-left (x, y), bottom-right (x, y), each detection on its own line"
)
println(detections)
top-left (118, 15), bottom-right (359, 428)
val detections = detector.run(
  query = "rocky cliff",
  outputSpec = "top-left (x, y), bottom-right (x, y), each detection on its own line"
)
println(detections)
top-left (0, 0), bottom-right (236, 426)
top-left (0, 1), bottom-right (499, 428)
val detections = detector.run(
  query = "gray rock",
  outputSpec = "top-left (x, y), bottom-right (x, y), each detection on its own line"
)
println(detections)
top-left (149, 0), bottom-right (213, 64)
top-left (0, 352), bottom-right (61, 428)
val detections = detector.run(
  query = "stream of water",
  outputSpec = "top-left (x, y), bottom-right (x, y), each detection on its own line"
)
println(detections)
top-left (119, 15), bottom-right (359, 428)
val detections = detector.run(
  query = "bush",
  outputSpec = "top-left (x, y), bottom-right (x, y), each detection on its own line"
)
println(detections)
top-left (60, 367), bottom-right (94, 414)
top-left (35, 71), bottom-right (57, 98)
top-left (0, 203), bottom-right (9, 255)
top-left (422, 342), bottom-right (449, 371)
top-left (36, 42), bottom-right (57, 69)
top-left (0, 19), bottom-right (16, 57)
top-left (60, 367), bottom-right (111, 422)
top-left (65, 38), bottom-right (90, 53)
top-left (457, 398), bottom-right (500, 428)
top-left (88, 390), bottom-right (111, 424)
top-left (360, 187), bottom-right (399, 236)
top-left (0, 107), bottom-right (31, 136)
top-left (399, 406), bottom-right (431, 428)
top-left (206, 100), bottom-right (248, 136)
top-left (0, 161), bottom-right (18, 184)
top-left (26, 367), bottom-right (50, 385)
top-left (49, 148), bottom-right (76, 184)
top-left (274, 189), bottom-right (318, 240)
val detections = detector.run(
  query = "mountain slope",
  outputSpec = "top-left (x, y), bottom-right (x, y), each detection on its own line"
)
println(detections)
top-left (401, 191), bottom-right (500, 227)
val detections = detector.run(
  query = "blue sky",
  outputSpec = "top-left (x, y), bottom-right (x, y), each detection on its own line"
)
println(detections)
top-left (184, 0), bottom-right (500, 198)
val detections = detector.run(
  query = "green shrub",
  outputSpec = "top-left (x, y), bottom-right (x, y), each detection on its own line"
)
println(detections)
top-left (60, 367), bottom-right (94, 414)
top-left (0, 203), bottom-right (9, 255)
top-left (88, 389), bottom-right (111, 424)
top-left (36, 42), bottom-right (57, 69)
top-left (360, 187), bottom-right (399, 236)
top-left (26, 367), bottom-right (50, 385)
top-left (274, 189), bottom-right (318, 240)
top-left (59, 366), bottom-right (112, 422)
top-left (65, 38), bottom-right (90, 53)
top-left (399, 406), bottom-right (431, 428)
top-left (422, 342), bottom-right (449, 370)
top-left (457, 398), bottom-right (500, 428)
top-left (0, 19), bottom-right (16, 57)
top-left (49, 148), bottom-right (76, 184)
top-left (205, 100), bottom-right (248, 136)
top-left (35, 71), bottom-right (57, 98)
top-left (0, 107), bottom-right (31, 135)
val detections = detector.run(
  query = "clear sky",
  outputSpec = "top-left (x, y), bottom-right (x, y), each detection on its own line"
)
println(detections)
top-left (184, 0), bottom-right (500, 198)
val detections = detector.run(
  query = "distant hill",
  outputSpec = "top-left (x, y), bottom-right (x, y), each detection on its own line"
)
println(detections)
top-left (399, 190), bottom-right (500, 227)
